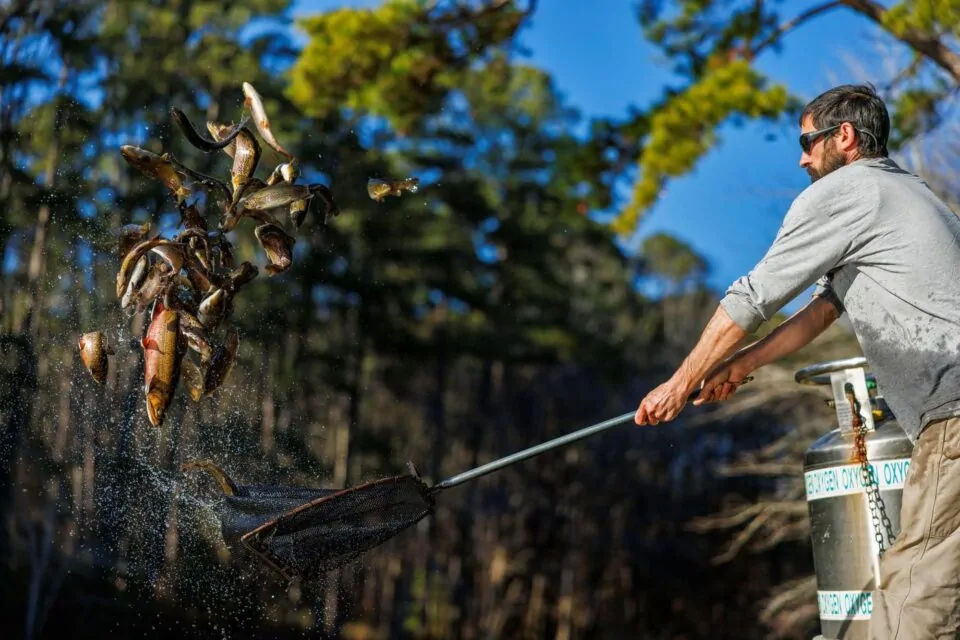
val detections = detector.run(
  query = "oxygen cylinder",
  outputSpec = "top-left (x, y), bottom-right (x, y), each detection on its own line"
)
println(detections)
top-left (796, 357), bottom-right (914, 640)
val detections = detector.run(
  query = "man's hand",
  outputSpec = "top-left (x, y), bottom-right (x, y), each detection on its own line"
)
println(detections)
top-left (633, 306), bottom-right (750, 427)
top-left (692, 357), bottom-right (753, 406)
top-left (634, 378), bottom-right (694, 426)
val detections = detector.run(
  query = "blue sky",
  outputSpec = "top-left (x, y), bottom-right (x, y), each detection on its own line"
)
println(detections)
top-left (289, 0), bottom-right (906, 314)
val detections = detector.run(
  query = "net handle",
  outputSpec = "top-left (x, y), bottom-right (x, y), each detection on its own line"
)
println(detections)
top-left (433, 377), bottom-right (752, 491)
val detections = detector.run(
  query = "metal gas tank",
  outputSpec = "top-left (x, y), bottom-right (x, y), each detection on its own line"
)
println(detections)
top-left (796, 357), bottom-right (914, 640)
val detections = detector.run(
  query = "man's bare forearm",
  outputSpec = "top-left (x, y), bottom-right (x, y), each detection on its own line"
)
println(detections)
top-left (737, 296), bottom-right (841, 370)
top-left (670, 305), bottom-right (750, 393)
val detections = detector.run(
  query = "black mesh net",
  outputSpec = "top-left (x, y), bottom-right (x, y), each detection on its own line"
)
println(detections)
top-left (214, 472), bottom-right (436, 581)
top-left (219, 484), bottom-right (339, 546)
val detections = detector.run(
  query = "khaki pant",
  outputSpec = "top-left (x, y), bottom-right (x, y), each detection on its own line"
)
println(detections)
top-left (871, 416), bottom-right (960, 639)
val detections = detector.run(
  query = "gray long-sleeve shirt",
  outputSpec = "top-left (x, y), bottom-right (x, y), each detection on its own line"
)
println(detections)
top-left (720, 156), bottom-right (960, 441)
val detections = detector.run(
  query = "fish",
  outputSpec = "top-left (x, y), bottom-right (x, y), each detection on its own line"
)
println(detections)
top-left (177, 203), bottom-right (207, 233)
top-left (206, 121), bottom-right (240, 159)
top-left (178, 243), bottom-right (222, 295)
top-left (229, 128), bottom-right (261, 196)
top-left (169, 107), bottom-right (249, 153)
top-left (142, 301), bottom-right (184, 427)
top-left (367, 177), bottom-right (419, 202)
top-left (193, 247), bottom-right (211, 273)
top-left (165, 154), bottom-right (233, 208)
top-left (266, 164), bottom-right (284, 187)
top-left (78, 331), bottom-right (114, 385)
top-left (308, 184), bottom-right (339, 224)
top-left (163, 291), bottom-right (214, 364)
top-left (180, 356), bottom-right (205, 403)
top-left (150, 243), bottom-right (185, 274)
top-left (226, 262), bottom-right (259, 292)
top-left (176, 228), bottom-right (209, 245)
top-left (118, 222), bottom-right (151, 259)
top-left (198, 288), bottom-right (226, 329)
top-left (222, 175), bottom-right (266, 232)
top-left (287, 184), bottom-right (336, 230)
top-left (121, 255), bottom-right (149, 310)
top-left (265, 160), bottom-right (300, 187)
top-left (133, 262), bottom-right (172, 314)
top-left (289, 199), bottom-right (308, 229)
top-left (182, 459), bottom-right (240, 496)
top-left (208, 125), bottom-right (260, 227)
top-left (254, 224), bottom-right (295, 276)
top-left (202, 327), bottom-right (239, 396)
top-left (183, 257), bottom-right (217, 297)
top-left (280, 160), bottom-right (300, 183)
top-left (180, 322), bottom-right (212, 364)
top-left (242, 207), bottom-right (286, 229)
top-left (116, 235), bottom-right (164, 298)
top-left (217, 238), bottom-right (236, 271)
top-left (241, 82), bottom-right (294, 160)
top-left (239, 183), bottom-right (311, 212)
top-left (120, 145), bottom-right (193, 204)
top-left (177, 231), bottom-right (210, 272)
top-left (163, 273), bottom-right (202, 316)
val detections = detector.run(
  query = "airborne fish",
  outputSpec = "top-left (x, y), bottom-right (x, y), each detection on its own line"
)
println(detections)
top-left (169, 106), bottom-right (249, 153)
top-left (241, 81), bottom-right (294, 160)
top-left (120, 145), bottom-right (193, 204)
top-left (142, 301), bottom-right (185, 427)
top-left (78, 331), bottom-right (114, 385)
top-left (203, 327), bottom-right (239, 396)
top-left (367, 177), bottom-right (419, 202)
top-left (239, 183), bottom-right (311, 212)
top-left (118, 222), bottom-right (151, 259)
top-left (254, 223), bottom-right (295, 276)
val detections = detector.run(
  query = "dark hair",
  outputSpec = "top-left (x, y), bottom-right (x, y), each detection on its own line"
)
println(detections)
top-left (800, 83), bottom-right (890, 158)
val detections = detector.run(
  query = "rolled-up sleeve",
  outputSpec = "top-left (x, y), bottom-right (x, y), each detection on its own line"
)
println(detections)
top-left (813, 275), bottom-right (845, 315)
top-left (720, 181), bottom-right (855, 333)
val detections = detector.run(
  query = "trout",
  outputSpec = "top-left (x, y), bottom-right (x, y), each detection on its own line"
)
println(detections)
top-left (142, 301), bottom-right (184, 427)
top-left (79, 331), bottom-right (114, 385)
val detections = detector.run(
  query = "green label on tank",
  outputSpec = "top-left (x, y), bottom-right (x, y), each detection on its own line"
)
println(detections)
top-left (804, 458), bottom-right (911, 501)
top-left (817, 590), bottom-right (872, 621)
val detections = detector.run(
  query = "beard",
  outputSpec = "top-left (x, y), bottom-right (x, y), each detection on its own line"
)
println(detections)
top-left (807, 143), bottom-right (847, 182)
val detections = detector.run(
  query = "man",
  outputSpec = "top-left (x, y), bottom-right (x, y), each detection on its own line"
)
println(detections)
top-left (633, 83), bottom-right (960, 639)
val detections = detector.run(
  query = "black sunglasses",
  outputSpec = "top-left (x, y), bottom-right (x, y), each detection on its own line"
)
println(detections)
top-left (799, 124), bottom-right (842, 154)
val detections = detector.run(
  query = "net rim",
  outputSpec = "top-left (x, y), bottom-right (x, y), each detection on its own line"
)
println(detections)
top-left (236, 470), bottom-right (436, 581)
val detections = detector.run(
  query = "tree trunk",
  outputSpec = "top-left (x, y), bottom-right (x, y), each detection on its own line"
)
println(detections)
top-left (430, 318), bottom-right (447, 488)
top-left (101, 314), bottom-right (145, 570)
top-left (0, 334), bottom-right (38, 562)
top-left (451, 357), bottom-right (493, 638)
top-left (22, 67), bottom-right (68, 337)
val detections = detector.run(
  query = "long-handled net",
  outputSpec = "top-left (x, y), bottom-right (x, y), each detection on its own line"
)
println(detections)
top-left (188, 379), bottom-right (751, 581)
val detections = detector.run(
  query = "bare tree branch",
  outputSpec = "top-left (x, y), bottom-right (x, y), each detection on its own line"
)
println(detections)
top-left (713, 506), bottom-right (775, 564)
top-left (750, 1), bottom-right (844, 58)
top-left (688, 500), bottom-right (808, 532)
top-left (688, 501), bottom-right (768, 531)
top-left (686, 383), bottom-right (828, 426)
top-left (840, 0), bottom-right (960, 83)
top-left (882, 52), bottom-right (926, 93)
top-left (759, 575), bottom-right (820, 635)
top-left (688, 498), bottom-right (812, 566)
top-left (715, 461), bottom-right (804, 477)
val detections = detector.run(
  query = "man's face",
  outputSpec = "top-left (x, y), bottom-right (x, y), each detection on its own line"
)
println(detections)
top-left (799, 116), bottom-right (847, 183)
